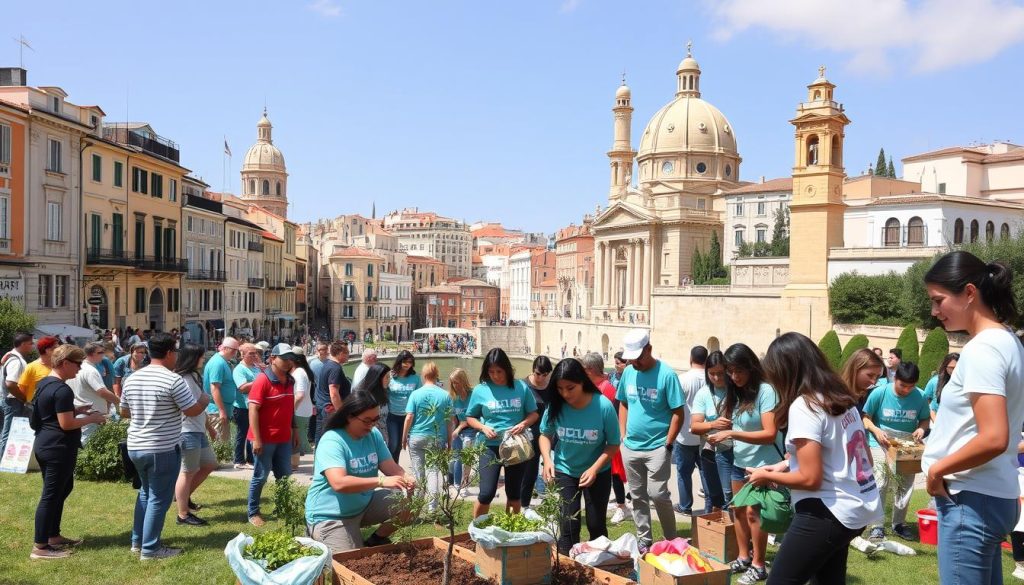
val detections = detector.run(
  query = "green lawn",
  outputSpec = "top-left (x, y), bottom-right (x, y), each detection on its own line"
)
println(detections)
top-left (0, 472), bottom-right (1018, 584)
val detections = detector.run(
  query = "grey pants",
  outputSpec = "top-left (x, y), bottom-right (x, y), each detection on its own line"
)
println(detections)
top-left (869, 445), bottom-right (914, 530)
top-left (408, 435), bottom-right (443, 509)
top-left (621, 444), bottom-right (677, 546)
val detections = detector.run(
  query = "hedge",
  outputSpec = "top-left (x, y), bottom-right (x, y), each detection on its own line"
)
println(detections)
top-left (818, 330), bottom-right (843, 371)
top-left (918, 327), bottom-right (950, 379)
top-left (75, 419), bottom-right (130, 482)
top-left (840, 334), bottom-right (870, 366)
top-left (895, 324), bottom-right (920, 366)
top-left (829, 272), bottom-right (906, 326)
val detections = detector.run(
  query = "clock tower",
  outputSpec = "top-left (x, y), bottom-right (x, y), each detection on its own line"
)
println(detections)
top-left (784, 67), bottom-right (849, 298)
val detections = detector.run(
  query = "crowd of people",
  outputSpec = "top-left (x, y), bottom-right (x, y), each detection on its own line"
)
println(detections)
top-left (3, 249), bottom-right (1023, 585)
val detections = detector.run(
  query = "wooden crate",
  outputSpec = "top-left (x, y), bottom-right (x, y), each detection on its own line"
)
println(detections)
top-left (475, 541), bottom-right (553, 585)
top-left (557, 552), bottom-right (638, 585)
top-left (638, 555), bottom-right (730, 585)
top-left (693, 511), bottom-right (738, 564)
top-left (887, 443), bottom-right (925, 475)
top-left (331, 536), bottom-right (440, 585)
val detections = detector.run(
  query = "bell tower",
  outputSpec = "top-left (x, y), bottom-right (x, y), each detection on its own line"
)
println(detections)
top-left (783, 67), bottom-right (849, 298)
top-left (608, 75), bottom-right (636, 200)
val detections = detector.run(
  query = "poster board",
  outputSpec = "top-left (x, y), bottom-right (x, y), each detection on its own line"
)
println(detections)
top-left (0, 417), bottom-right (36, 474)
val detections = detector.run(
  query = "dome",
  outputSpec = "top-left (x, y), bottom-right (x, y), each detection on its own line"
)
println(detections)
top-left (242, 142), bottom-right (286, 171)
top-left (637, 96), bottom-right (738, 158)
top-left (677, 56), bottom-right (700, 73)
top-left (616, 84), bottom-right (631, 98)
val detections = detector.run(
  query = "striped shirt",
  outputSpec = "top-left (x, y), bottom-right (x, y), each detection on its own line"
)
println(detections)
top-left (120, 364), bottom-right (197, 452)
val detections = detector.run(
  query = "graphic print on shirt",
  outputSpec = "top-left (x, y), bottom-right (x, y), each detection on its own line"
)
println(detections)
top-left (486, 398), bottom-right (522, 413)
top-left (556, 426), bottom-right (600, 444)
top-left (625, 384), bottom-right (659, 404)
top-left (845, 418), bottom-right (877, 491)
top-left (349, 451), bottom-right (379, 474)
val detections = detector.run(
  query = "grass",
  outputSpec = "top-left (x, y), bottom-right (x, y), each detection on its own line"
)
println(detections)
top-left (0, 472), bottom-right (1019, 584)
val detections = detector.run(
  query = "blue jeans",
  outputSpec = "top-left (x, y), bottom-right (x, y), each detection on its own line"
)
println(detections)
top-left (714, 449), bottom-right (735, 508)
top-left (451, 428), bottom-right (478, 486)
top-left (232, 407), bottom-right (253, 465)
top-left (248, 442), bottom-right (292, 518)
top-left (936, 490), bottom-right (1018, 585)
top-left (0, 397), bottom-right (28, 459)
top-left (699, 448), bottom-right (726, 511)
top-left (129, 447), bottom-right (181, 555)
top-left (385, 413), bottom-right (404, 462)
top-left (673, 444), bottom-right (710, 513)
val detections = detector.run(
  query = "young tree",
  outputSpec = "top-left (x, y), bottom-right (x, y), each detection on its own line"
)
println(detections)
top-left (691, 248), bottom-right (706, 283)
top-left (0, 298), bottom-right (36, 352)
top-left (770, 207), bottom-right (790, 257)
top-left (876, 148), bottom-right (888, 177)
top-left (887, 157), bottom-right (896, 179)
top-left (708, 231), bottom-right (724, 277)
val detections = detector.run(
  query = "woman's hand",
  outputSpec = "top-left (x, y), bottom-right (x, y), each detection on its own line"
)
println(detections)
top-left (507, 422), bottom-right (527, 436)
top-left (747, 467), bottom-right (772, 487)
top-left (710, 417), bottom-right (732, 431)
top-left (579, 467), bottom-right (598, 488)
top-left (74, 405), bottom-right (93, 415)
top-left (542, 460), bottom-right (555, 483)
top-left (382, 474), bottom-right (416, 490)
top-left (925, 468), bottom-right (950, 498)
top-left (402, 436), bottom-right (409, 450)
top-left (707, 430), bottom-right (732, 445)
top-left (912, 428), bottom-right (926, 442)
top-left (872, 429), bottom-right (891, 450)
top-left (481, 426), bottom-right (498, 440)
top-left (88, 412), bottom-right (107, 425)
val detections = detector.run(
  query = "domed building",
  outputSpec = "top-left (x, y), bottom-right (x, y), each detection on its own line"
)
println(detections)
top-left (592, 44), bottom-right (741, 321)
top-left (240, 109), bottom-right (289, 218)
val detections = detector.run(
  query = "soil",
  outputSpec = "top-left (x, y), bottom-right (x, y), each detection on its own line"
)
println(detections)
top-left (339, 544), bottom-right (607, 585)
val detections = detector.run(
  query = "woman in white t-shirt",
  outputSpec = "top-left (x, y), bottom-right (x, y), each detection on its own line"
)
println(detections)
top-left (291, 348), bottom-right (315, 472)
top-left (922, 251), bottom-right (1024, 585)
top-left (747, 332), bottom-right (882, 585)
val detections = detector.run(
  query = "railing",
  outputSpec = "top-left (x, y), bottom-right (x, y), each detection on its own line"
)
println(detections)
top-left (102, 125), bottom-right (180, 163)
top-left (247, 241), bottom-right (264, 252)
top-left (0, 238), bottom-right (9, 254)
top-left (86, 248), bottom-right (134, 267)
top-left (248, 277), bottom-right (264, 288)
top-left (187, 269), bottom-right (227, 282)
top-left (284, 279), bottom-right (296, 288)
top-left (266, 281), bottom-right (285, 290)
top-left (264, 308), bottom-right (282, 315)
top-left (135, 256), bottom-right (188, 272)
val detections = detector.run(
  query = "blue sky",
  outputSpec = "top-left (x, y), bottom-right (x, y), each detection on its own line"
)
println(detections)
top-left (6, 0), bottom-right (1024, 232)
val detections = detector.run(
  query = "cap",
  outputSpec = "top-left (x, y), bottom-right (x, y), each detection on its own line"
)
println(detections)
top-left (621, 329), bottom-right (650, 360)
top-left (291, 345), bottom-right (306, 356)
top-left (270, 343), bottom-right (296, 360)
top-left (256, 341), bottom-right (270, 350)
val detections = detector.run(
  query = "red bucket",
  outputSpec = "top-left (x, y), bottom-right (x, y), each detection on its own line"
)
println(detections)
top-left (917, 508), bottom-right (938, 546)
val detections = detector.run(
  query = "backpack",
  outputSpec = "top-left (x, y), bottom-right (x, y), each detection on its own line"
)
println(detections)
top-left (0, 352), bottom-right (22, 401)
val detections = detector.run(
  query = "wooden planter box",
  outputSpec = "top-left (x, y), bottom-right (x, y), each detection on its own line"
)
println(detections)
top-left (638, 556), bottom-right (730, 585)
top-left (887, 443), bottom-right (925, 475)
top-left (556, 552), bottom-right (638, 585)
top-left (476, 540), bottom-right (553, 585)
top-left (693, 510), bottom-right (738, 564)
top-left (331, 536), bottom-right (447, 585)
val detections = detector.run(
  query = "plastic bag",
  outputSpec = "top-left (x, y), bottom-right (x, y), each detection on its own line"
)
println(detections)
top-left (569, 533), bottom-right (639, 567)
top-left (468, 513), bottom-right (555, 550)
top-left (225, 533), bottom-right (330, 585)
top-left (498, 428), bottom-right (534, 466)
top-left (731, 483), bottom-right (793, 534)
top-left (643, 548), bottom-right (714, 576)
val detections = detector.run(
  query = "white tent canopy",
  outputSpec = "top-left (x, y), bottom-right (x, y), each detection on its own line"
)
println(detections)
top-left (34, 324), bottom-right (96, 339)
top-left (412, 327), bottom-right (473, 336)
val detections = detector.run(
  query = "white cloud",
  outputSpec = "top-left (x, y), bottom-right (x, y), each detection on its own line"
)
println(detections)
top-left (560, 0), bottom-right (583, 13)
top-left (707, 0), bottom-right (1024, 73)
top-left (307, 0), bottom-right (342, 18)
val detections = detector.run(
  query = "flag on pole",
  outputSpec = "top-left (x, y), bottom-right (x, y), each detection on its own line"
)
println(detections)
top-left (224, 138), bottom-right (231, 157)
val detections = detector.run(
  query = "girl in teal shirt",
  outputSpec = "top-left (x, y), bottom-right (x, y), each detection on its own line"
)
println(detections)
top-left (539, 359), bottom-right (620, 554)
top-left (387, 350), bottom-right (421, 462)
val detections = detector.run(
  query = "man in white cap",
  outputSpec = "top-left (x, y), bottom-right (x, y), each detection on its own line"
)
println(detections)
top-left (247, 343), bottom-right (298, 527)
top-left (203, 337), bottom-right (240, 442)
top-left (352, 348), bottom-right (377, 388)
top-left (615, 328), bottom-right (684, 553)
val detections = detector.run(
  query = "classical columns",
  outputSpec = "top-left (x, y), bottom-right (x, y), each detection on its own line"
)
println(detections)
top-left (643, 237), bottom-right (653, 306)
top-left (593, 242), bottom-right (603, 307)
top-left (605, 242), bottom-right (614, 307)
top-left (627, 242), bottom-right (636, 306)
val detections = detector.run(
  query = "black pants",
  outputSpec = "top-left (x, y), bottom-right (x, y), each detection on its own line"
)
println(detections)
top-left (477, 445), bottom-right (526, 505)
top-left (307, 411), bottom-right (317, 445)
top-left (1012, 531), bottom-right (1024, 562)
top-left (34, 446), bottom-right (78, 545)
top-left (612, 473), bottom-right (627, 505)
top-left (767, 499), bottom-right (863, 585)
top-left (520, 434), bottom-right (542, 507)
top-left (555, 469), bottom-right (612, 554)
top-left (232, 407), bottom-right (253, 465)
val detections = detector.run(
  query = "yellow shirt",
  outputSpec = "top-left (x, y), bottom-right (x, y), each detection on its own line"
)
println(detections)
top-left (18, 360), bottom-right (51, 402)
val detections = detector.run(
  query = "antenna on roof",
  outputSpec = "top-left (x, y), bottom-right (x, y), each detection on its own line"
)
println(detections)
top-left (12, 35), bottom-right (33, 68)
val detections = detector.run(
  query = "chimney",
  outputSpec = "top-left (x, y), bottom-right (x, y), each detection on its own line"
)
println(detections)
top-left (0, 67), bottom-right (27, 87)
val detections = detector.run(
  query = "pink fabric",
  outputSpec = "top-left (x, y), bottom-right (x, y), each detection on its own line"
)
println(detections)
top-left (650, 538), bottom-right (690, 556)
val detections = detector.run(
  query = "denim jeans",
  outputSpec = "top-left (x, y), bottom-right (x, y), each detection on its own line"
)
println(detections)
top-left (450, 428), bottom-right (478, 486)
top-left (248, 442), bottom-right (292, 518)
top-left (232, 407), bottom-right (253, 465)
top-left (129, 447), bottom-right (181, 555)
top-left (385, 413), bottom-right (404, 462)
top-left (699, 448), bottom-right (726, 511)
top-left (713, 449), bottom-right (735, 507)
top-left (0, 397), bottom-right (27, 458)
top-left (672, 444), bottom-right (708, 513)
top-left (936, 489), bottom-right (1019, 585)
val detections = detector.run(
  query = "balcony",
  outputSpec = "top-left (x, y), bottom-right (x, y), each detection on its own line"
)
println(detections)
top-left (135, 256), bottom-right (188, 273)
top-left (285, 279), bottom-right (297, 288)
top-left (267, 280), bottom-right (285, 290)
top-left (187, 269), bottom-right (228, 282)
top-left (102, 125), bottom-right (180, 163)
top-left (0, 238), bottom-right (9, 254)
top-left (264, 307), bottom-right (282, 315)
top-left (247, 241), bottom-right (264, 252)
top-left (86, 247), bottom-right (134, 267)
top-left (248, 277), bottom-right (264, 289)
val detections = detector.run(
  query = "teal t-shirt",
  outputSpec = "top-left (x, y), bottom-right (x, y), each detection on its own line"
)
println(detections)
top-left (862, 382), bottom-right (930, 447)
top-left (466, 380), bottom-right (538, 446)
top-left (922, 375), bottom-right (938, 405)
top-left (615, 360), bottom-right (684, 452)
top-left (232, 362), bottom-right (260, 410)
top-left (729, 383), bottom-right (784, 468)
top-left (693, 384), bottom-right (727, 421)
top-left (388, 374), bottom-right (421, 415)
top-left (452, 395), bottom-right (471, 422)
top-left (407, 384), bottom-right (453, 439)
top-left (305, 428), bottom-right (392, 523)
top-left (540, 394), bottom-right (621, 477)
top-left (203, 353), bottom-right (237, 415)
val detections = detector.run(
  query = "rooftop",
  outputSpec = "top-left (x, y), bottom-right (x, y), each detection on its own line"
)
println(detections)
top-left (722, 177), bottom-right (793, 195)
top-left (330, 247), bottom-right (385, 260)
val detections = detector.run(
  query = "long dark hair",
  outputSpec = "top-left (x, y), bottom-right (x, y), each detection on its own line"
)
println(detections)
top-left (545, 358), bottom-right (600, 424)
top-left (722, 343), bottom-right (765, 417)
top-left (353, 363), bottom-right (391, 406)
top-left (925, 251), bottom-right (1017, 324)
top-left (531, 355), bottom-right (553, 375)
top-left (935, 352), bottom-right (960, 406)
top-left (480, 348), bottom-right (515, 388)
top-left (763, 332), bottom-right (857, 430)
top-left (392, 350), bottom-right (416, 377)
top-left (324, 391), bottom-right (379, 432)
top-left (174, 344), bottom-right (204, 384)
top-left (704, 350), bottom-right (725, 390)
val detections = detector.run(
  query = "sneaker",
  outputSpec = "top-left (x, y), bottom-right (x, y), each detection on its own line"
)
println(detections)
top-left (48, 536), bottom-right (83, 548)
top-left (248, 515), bottom-right (266, 527)
top-left (1012, 561), bottom-right (1024, 581)
top-left (767, 534), bottom-right (779, 546)
top-left (729, 557), bottom-right (752, 574)
top-left (892, 523), bottom-right (915, 541)
top-left (130, 544), bottom-right (140, 553)
top-left (176, 513), bottom-right (209, 526)
top-left (610, 507), bottom-right (628, 525)
top-left (673, 504), bottom-right (692, 515)
top-left (637, 542), bottom-right (650, 556)
top-left (30, 546), bottom-right (71, 560)
top-left (188, 499), bottom-right (202, 512)
top-left (868, 527), bottom-right (885, 542)
top-left (850, 536), bottom-right (879, 556)
top-left (458, 488), bottom-right (471, 498)
top-left (364, 533), bottom-right (392, 547)
top-left (233, 463), bottom-right (252, 470)
top-left (140, 546), bottom-right (183, 560)
top-left (737, 565), bottom-right (769, 585)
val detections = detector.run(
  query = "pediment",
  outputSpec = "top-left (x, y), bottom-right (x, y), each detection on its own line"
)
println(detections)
top-left (594, 201), bottom-right (657, 229)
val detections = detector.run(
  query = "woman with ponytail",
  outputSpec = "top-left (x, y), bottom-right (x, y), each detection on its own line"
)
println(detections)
top-left (922, 250), bottom-right (1024, 585)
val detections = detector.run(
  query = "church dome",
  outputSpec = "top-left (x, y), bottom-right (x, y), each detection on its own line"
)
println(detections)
top-left (637, 96), bottom-right (737, 158)
top-left (242, 110), bottom-right (286, 172)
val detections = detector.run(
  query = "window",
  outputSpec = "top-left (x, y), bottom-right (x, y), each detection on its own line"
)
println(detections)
top-left (367, 284), bottom-right (373, 298)
top-left (907, 216), bottom-right (925, 246)
top-left (187, 215), bottom-right (193, 232)
top-left (343, 305), bottom-right (354, 318)
top-left (38, 275), bottom-right (52, 308)
top-left (46, 202), bottom-right (61, 240)
top-left (697, 198), bottom-right (706, 211)
top-left (47, 139), bottom-right (62, 172)
top-left (0, 123), bottom-right (10, 165)
top-left (113, 161), bottom-right (123, 187)
top-left (366, 305), bottom-right (374, 318)
top-left (1002, 223), bottom-right (1011, 240)
top-left (0, 194), bottom-right (8, 240)
top-left (756, 228), bottom-right (767, 243)
top-left (168, 288), bottom-right (180, 312)
top-left (695, 162), bottom-right (707, 174)
top-left (55, 276), bottom-right (67, 307)
top-left (734, 229), bottom-right (744, 247)
top-left (154, 224), bottom-right (162, 259)
top-left (112, 213), bottom-right (124, 254)
top-left (735, 203), bottom-right (743, 216)
top-left (367, 264), bottom-right (374, 277)
top-left (262, 180), bottom-right (269, 195)
top-left (132, 167), bottom-right (149, 194)
top-left (757, 201), bottom-right (766, 216)
top-left (135, 288), bottom-right (146, 313)
top-left (51, 96), bottom-right (60, 113)
top-left (91, 154), bottom-right (102, 182)
top-left (275, 182), bottom-right (281, 196)
top-left (883, 218), bottom-right (900, 247)
top-left (938, 182), bottom-right (947, 195)
top-left (345, 263), bottom-right (353, 276)
top-left (151, 173), bottom-right (163, 198)
top-left (970, 220), bottom-right (979, 243)
top-left (953, 218), bottom-right (964, 244)
top-left (90, 214), bottom-right (101, 251)
top-left (169, 178), bottom-right (177, 202)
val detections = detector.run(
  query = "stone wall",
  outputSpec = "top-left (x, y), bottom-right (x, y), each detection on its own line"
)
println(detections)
top-left (477, 325), bottom-right (532, 356)
top-left (730, 257), bottom-right (790, 288)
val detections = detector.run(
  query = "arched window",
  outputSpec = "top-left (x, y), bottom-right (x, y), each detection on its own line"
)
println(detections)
top-left (986, 221), bottom-right (995, 242)
top-left (813, 90), bottom-right (822, 101)
top-left (970, 220), bottom-right (979, 243)
top-left (275, 181), bottom-right (281, 196)
top-left (953, 218), bottom-right (964, 244)
top-left (261, 180), bottom-right (269, 195)
top-left (883, 218), bottom-right (901, 246)
top-left (907, 216), bottom-right (925, 246)
top-left (1002, 223), bottom-right (1011, 239)
top-left (806, 135), bottom-right (819, 166)
top-left (830, 137), bottom-right (841, 167)
top-left (248, 179), bottom-right (255, 194)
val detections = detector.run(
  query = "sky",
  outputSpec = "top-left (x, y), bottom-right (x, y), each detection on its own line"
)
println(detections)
top-left (6, 0), bottom-right (1024, 232)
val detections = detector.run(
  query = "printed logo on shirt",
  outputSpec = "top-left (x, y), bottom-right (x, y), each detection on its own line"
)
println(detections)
top-left (556, 427), bottom-right (600, 444)
top-left (625, 385), bottom-right (659, 403)
top-left (881, 408), bottom-right (919, 422)
top-left (846, 428), bottom-right (877, 490)
top-left (486, 398), bottom-right (522, 413)
top-left (348, 452), bottom-right (379, 474)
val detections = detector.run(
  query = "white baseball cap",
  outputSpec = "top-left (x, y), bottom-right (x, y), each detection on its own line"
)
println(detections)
top-left (621, 329), bottom-right (650, 360)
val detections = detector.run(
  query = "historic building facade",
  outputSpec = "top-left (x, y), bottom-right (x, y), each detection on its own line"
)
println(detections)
top-left (182, 180), bottom-right (226, 347)
top-left (382, 207), bottom-right (472, 278)
top-left (239, 110), bottom-right (288, 217)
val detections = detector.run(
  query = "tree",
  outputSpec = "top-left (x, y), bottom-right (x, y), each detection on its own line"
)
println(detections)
top-left (770, 207), bottom-right (790, 257)
top-left (829, 271), bottom-right (904, 325)
top-left (708, 231), bottom-right (725, 278)
top-left (918, 327), bottom-right (950, 379)
top-left (817, 330), bottom-right (843, 371)
top-left (895, 324), bottom-right (920, 366)
top-left (840, 334), bottom-right (870, 366)
top-left (691, 247), bottom-right (707, 284)
top-left (876, 148), bottom-right (887, 178)
top-left (887, 157), bottom-right (896, 179)
top-left (0, 298), bottom-right (35, 353)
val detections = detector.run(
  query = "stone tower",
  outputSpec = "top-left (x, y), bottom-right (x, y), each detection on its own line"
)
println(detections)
top-left (607, 77), bottom-right (636, 199)
top-left (784, 67), bottom-right (849, 297)
top-left (240, 109), bottom-right (289, 217)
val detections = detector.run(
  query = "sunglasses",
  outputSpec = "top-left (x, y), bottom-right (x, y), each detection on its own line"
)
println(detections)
top-left (68, 360), bottom-right (83, 366)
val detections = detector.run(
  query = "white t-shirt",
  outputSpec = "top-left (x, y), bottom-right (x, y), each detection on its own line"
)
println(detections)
top-left (293, 367), bottom-right (314, 417)
top-left (68, 361), bottom-right (109, 413)
top-left (786, 395), bottom-right (882, 530)
top-left (923, 327), bottom-right (1024, 499)
top-left (675, 367), bottom-right (704, 447)
top-left (1, 349), bottom-right (27, 399)
top-left (180, 373), bottom-right (207, 435)
top-left (352, 362), bottom-right (370, 388)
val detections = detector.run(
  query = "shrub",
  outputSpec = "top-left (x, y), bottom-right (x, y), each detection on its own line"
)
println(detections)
top-left (829, 272), bottom-right (904, 325)
top-left (918, 327), bottom-right (950, 379)
top-left (840, 334), bottom-right (870, 366)
top-left (818, 330), bottom-right (843, 371)
top-left (0, 298), bottom-right (35, 353)
top-left (895, 324), bottom-right (920, 366)
top-left (75, 419), bottom-right (129, 482)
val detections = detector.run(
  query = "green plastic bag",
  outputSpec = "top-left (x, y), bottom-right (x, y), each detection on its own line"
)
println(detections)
top-left (730, 483), bottom-right (793, 534)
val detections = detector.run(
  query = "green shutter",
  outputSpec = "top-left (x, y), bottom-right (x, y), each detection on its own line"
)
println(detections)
top-left (90, 215), bottom-right (101, 251)
top-left (114, 161), bottom-right (123, 187)
top-left (112, 214), bottom-right (123, 254)
top-left (91, 154), bottom-right (101, 182)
